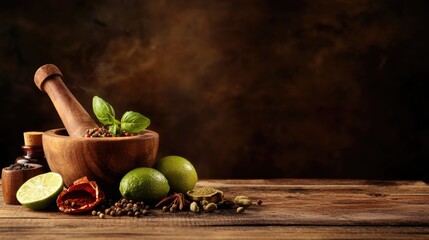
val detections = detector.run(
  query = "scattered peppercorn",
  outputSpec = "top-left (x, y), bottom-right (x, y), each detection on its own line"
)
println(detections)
top-left (95, 198), bottom-right (153, 218)
top-left (91, 210), bottom-right (97, 216)
top-left (257, 200), bottom-right (263, 206)
top-left (99, 213), bottom-right (105, 219)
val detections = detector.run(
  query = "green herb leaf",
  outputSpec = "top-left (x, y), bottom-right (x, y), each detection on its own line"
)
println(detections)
top-left (120, 111), bottom-right (150, 133)
top-left (92, 96), bottom-right (115, 125)
top-left (109, 124), bottom-right (118, 135)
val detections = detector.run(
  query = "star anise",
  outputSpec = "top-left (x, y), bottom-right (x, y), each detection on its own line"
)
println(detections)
top-left (155, 193), bottom-right (190, 211)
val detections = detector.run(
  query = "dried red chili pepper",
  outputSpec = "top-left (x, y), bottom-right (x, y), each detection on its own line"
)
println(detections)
top-left (57, 176), bottom-right (105, 213)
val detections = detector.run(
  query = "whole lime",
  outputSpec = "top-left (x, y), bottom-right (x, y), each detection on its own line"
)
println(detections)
top-left (154, 155), bottom-right (198, 193)
top-left (119, 167), bottom-right (170, 202)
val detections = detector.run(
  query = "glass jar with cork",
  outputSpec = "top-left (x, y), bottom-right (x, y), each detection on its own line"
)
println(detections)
top-left (15, 131), bottom-right (49, 172)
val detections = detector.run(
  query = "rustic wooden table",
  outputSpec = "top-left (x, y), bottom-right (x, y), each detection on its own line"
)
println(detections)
top-left (1, 179), bottom-right (429, 239)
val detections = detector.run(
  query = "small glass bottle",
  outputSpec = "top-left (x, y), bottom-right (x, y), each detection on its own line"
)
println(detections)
top-left (15, 131), bottom-right (49, 172)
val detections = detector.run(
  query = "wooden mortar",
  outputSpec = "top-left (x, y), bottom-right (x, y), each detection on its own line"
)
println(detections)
top-left (34, 64), bottom-right (159, 195)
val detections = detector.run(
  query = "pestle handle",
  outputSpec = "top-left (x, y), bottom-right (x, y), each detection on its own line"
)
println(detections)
top-left (34, 64), bottom-right (98, 137)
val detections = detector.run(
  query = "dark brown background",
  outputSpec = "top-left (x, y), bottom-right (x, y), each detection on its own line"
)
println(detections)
top-left (1, 0), bottom-right (428, 180)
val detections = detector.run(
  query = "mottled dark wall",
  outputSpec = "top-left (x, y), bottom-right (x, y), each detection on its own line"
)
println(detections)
top-left (1, 0), bottom-right (428, 180)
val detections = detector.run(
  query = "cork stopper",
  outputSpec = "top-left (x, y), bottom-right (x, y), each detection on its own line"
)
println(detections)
top-left (23, 131), bottom-right (44, 146)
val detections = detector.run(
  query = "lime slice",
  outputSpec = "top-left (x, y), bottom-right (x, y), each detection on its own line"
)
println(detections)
top-left (16, 172), bottom-right (64, 210)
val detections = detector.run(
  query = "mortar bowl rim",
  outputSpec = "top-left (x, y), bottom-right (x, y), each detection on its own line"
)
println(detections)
top-left (43, 128), bottom-right (159, 141)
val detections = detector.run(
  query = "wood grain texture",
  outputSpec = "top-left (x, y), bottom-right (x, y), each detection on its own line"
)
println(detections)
top-left (0, 179), bottom-right (428, 239)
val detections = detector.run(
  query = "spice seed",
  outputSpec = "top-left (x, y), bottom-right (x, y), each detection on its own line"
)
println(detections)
top-left (204, 203), bottom-right (217, 213)
top-left (190, 202), bottom-right (199, 213)
top-left (162, 206), bottom-right (168, 212)
top-left (99, 213), bottom-right (105, 219)
top-left (237, 207), bottom-right (245, 214)
top-left (91, 210), bottom-right (97, 216)
top-left (169, 206), bottom-right (176, 213)
top-left (257, 200), bottom-right (263, 206)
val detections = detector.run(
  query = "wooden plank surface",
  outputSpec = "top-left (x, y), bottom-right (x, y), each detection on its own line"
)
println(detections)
top-left (1, 179), bottom-right (429, 239)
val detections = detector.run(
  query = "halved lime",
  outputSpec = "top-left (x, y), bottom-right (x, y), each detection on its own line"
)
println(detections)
top-left (16, 172), bottom-right (64, 210)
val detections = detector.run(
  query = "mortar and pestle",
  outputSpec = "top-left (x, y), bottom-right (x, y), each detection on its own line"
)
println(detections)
top-left (34, 64), bottom-right (159, 196)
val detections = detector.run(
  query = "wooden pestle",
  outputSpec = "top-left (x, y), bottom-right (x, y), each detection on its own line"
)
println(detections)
top-left (34, 64), bottom-right (98, 137)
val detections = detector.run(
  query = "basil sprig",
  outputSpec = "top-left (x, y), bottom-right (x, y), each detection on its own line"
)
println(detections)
top-left (92, 96), bottom-right (150, 135)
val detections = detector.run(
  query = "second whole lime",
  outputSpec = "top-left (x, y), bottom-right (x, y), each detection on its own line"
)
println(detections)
top-left (119, 167), bottom-right (170, 203)
top-left (154, 155), bottom-right (198, 193)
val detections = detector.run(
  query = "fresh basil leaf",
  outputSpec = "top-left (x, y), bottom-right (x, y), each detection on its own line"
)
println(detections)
top-left (109, 124), bottom-right (118, 135)
top-left (92, 96), bottom-right (115, 125)
top-left (120, 111), bottom-right (150, 133)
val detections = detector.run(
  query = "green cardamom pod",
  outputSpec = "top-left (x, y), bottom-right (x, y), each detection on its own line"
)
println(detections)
top-left (204, 203), bottom-right (217, 212)
top-left (234, 196), bottom-right (249, 204)
top-left (190, 202), bottom-right (199, 213)
top-left (234, 196), bottom-right (252, 207)
top-left (238, 199), bottom-right (252, 207)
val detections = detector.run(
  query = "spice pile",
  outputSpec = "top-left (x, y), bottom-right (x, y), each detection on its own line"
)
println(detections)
top-left (4, 163), bottom-right (34, 170)
top-left (84, 126), bottom-right (136, 138)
